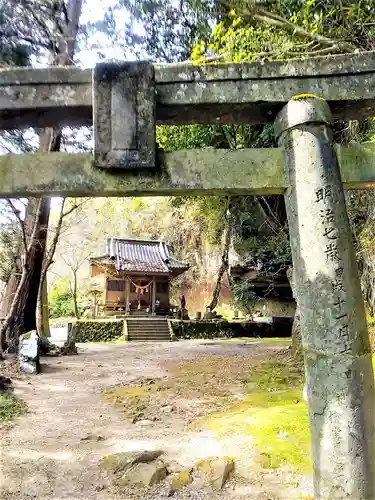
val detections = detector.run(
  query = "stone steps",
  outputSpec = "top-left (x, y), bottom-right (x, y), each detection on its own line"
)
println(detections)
top-left (126, 317), bottom-right (171, 341)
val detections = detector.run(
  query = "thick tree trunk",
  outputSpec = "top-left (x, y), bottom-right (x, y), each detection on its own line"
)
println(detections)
top-left (0, 0), bottom-right (83, 354)
top-left (207, 243), bottom-right (229, 312)
top-left (37, 199), bottom-right (68, 337)
top-left (207, 198), bottom-right (232, 311)
top-left (0, 198), bottom-right (48, 352)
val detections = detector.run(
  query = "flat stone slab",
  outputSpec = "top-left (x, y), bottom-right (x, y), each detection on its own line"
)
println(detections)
top-left (100, 450), bottom-right (163, 474)
top-left (118, 461), bottom-right (167, 488)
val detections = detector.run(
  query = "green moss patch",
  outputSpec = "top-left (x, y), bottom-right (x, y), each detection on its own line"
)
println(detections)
top-left (101, 382), bottom-right (156, 421)
top-left (196, 358), bottom-right (310, 473)
top-left (261, 337), bottom-right (292, 346)
top-left (102, 385), bottom-right (151, 402)
top-left (0, 393), bottom-right (27, 425)
top-left (198, 391), bottom-right (310, 473)
top-left (244, 361), bottom-right (304, 392)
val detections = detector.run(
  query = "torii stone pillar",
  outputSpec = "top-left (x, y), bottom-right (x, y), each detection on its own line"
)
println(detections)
top-left (274, 97), bottom-right (375, 499)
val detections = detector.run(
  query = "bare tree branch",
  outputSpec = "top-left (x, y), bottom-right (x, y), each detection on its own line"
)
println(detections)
top-left (242, 3), bottom-right (356, 52)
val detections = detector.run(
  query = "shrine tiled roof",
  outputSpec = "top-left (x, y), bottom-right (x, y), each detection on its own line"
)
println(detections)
top-left (91, 237), bottom-right (190, 276)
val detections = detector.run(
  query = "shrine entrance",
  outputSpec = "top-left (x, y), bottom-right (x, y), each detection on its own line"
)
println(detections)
top-left (2, 51), bottom-right (375, 498)
top-left (132, 279), bottom-right (152, 313)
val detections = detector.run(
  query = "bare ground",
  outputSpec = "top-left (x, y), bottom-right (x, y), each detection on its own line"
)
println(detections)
top-left (0, 340), bottom-right (312, 500)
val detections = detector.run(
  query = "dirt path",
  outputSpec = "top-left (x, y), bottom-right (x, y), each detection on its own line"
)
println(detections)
top-left (0, 340), bottom-right (303, 500)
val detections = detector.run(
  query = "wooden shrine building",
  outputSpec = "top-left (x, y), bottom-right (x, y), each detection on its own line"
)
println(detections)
top-left (90, 237), bottom-right (189, 316)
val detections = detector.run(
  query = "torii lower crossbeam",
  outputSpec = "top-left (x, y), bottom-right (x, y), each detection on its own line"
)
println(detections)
top-left (0, 143), bottom-right (373, 198)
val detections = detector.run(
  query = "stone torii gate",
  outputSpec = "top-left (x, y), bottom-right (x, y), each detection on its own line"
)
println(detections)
top-left (2, 52), bottom-right (375, 498)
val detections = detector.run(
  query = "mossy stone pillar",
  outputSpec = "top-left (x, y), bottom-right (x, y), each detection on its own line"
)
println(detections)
top-left (275, 97), bottom-right (375, 499)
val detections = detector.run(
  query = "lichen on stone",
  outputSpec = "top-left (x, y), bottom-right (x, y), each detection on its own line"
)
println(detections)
top-left (291, 93), bottom-right (325, 101)
top-left (169, 468), bottom-right (193, 492)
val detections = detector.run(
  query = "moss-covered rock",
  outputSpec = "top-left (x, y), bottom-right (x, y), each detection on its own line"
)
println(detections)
top-left (100, 450), bottom-right (163, 474)
top-left (195, 457), bottom-right (234, 489)
top-left (117, 461), bottom-right (167, 488)
top-left (169, 468), bottom-right (193, 493)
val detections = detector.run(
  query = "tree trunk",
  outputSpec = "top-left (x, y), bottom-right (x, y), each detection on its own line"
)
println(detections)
top-left (0, 199), bottom-right (47, 352)
top-left (37, 276), bottom-right (50, 337)
top-left (0, 256), bottom-right (21, 318)
top-left (37, 199), bottom-right (68, 337)
top-left (207, 197), bottom-right (232, 311)
top-left (72, 272), bottom-right (80, 319)
top-left (61, 323), bottom-right (77, 355)
top-left (0, 0), bottom-right (83, 354)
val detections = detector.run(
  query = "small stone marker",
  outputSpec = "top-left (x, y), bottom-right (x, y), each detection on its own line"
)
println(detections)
top-left (18, 330), bottom-right (40, 374)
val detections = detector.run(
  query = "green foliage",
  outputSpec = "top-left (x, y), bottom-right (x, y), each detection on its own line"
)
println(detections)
top-left (75, 320), bottom-right (123, 342)
top-left (196, 0), bottom-right (375, 65)
top-left (289, 0), bottom-right (375, 51)
top-left (235, 224), bottom-right (292, 268)
top-left (0, 393), bottom-right (27, 425)
top-left (170, 319), bottom-right (273, 339)
top-left (0, 215), bottom-right (21, 283)
top-left (0, 0), bottom-right (31, 67)
top-left (171, 320), bottom-right (233, 339)
top-left (49, 279), bottom-right (77, 319)
top-left (230, 279), bottom-right (257, 317)
top-left (204, 15), bottom-right (297, 63)
top-left (157, 124), bottom-right (232, 151)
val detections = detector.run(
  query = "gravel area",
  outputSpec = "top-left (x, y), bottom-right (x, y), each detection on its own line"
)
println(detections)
top-left (0, 339), bottom-right (310, 500)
